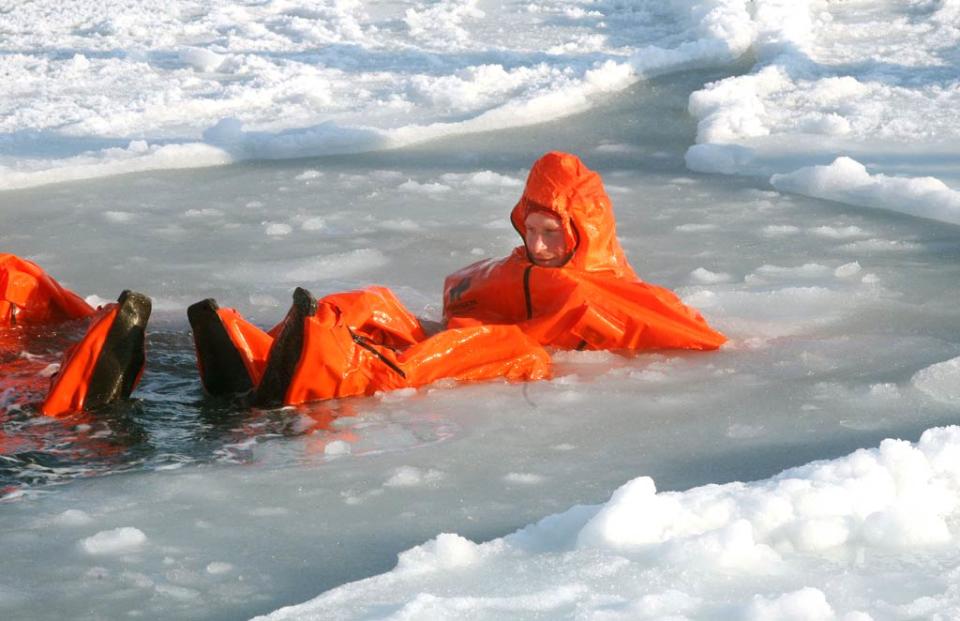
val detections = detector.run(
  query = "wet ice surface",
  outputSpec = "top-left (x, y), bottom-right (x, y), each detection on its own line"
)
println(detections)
top-left (2, 64), bottom-right (960, 619)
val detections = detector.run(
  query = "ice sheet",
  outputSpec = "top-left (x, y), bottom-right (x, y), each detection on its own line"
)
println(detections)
top-left (2, 2), bottom-right (960, 620)
top-left (0, 0), bottom-right (752, 190)
top-left (685, 0), bottom-right (960, 224)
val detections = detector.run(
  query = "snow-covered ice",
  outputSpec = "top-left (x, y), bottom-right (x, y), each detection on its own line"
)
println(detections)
top-left (0, 0), bottom-right (754, 191)
top-left (257, 426), bottom-right (960, 621)
top-left (6, 0), bottom-right (956, 226)
top-left (684, 0), bottom-right (960, 224)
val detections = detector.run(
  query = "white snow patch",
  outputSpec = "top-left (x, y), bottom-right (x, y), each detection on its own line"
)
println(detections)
top-left (80, 527), bottom-right (147, 555)
top-left (324, 440), bottom-right (352, 456)
top-left (594, 143), bottom-right (641, 154)
top-left (762, 225), bottom-right (800, 237)
top-left (399, 180), bottom-right (452, 194)
top-left (810, 225), bottom-right (868, 240)
top-left (772, 158), bottom-right (960, 226)
top-left (0, 143), bottom-right (232, 191)
top-left (179, 47), bottom-right (225, 73)
top-left (440, 171), bottom-right (523, 188)
top-left (834, 262), bottom-right (862, 279)
top-left (690, 267), bottom-right (732, 284)
top-left (0, 0), bottom-right (768, 191)
top-left (264, 222), bottom-right (293, 237)
top-left (301, 217), bottom-right (326, 231)
top-left (206, 562), bottom-right (233, 575)
top-left (913, 357), bottom-right (960, 404)
top-left (745, 588), bottom-right (836, 621)
top-left (395, 533), bottom-right (483, 576)
top-left (249, 294), bottom-right (280, 308)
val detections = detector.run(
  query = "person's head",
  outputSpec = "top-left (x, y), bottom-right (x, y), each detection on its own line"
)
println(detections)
top-left (523, 210), bottom-right (569, 267)
top-left (511, 151), bottom-right (636, 278)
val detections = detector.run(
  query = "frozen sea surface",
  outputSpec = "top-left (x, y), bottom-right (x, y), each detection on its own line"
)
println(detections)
top-left (4, 0), bottom-right (958, 228)
top-left (0, 0), bottom-right (750, 190)
top-left (2, 1), bottom-right (960, 620)
top-left (3, 65), bottom-right (960, 621)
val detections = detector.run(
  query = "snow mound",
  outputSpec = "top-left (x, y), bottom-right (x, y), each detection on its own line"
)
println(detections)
top-left (772, 157), bottom-right (960, 226)
top-left (256, 426), bottom-right (960, 620)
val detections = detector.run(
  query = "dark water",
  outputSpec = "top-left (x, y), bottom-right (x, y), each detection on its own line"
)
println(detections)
top-left (0, 320), bottom-right (354, 496)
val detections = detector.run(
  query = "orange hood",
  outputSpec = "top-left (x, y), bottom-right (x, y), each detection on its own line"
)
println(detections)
top-left (510, 152), bottom-right (637, 279)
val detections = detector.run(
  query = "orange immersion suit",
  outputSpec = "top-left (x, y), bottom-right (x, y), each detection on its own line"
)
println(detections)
top-left (1, 255), bottom-right (148, 417)
top-left (443, 152), bottom-right (726, 351)
top-left (0, 254), bottom-right (94, 327)
top-left (1, 254), bottom-right (91, 416)
top-left (213, 286), bottom-right (551, 406)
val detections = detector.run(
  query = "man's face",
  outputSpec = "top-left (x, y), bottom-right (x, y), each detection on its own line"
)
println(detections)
top-left (524, 211), bottom-right (568, 267)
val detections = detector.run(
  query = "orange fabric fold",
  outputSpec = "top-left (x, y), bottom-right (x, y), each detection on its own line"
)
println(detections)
top-left (40, 305), bottom-right (118, 417)
top-left (1, 253), bottom-right (94, 326)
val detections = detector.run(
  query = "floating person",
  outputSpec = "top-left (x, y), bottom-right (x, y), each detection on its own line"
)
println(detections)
top-left (442, 151), bottom-right (727, 351)
top-left (189, 151), bottom-right (726, 407)
top-left (0, 253), bottom-right (151, 417)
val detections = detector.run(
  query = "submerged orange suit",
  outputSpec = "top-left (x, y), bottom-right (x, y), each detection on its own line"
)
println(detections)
top-left (0, 254), bottom-right (94, 328)
top-left (1, 254), bottom-right (94, 416)
top-left (443, 152), bottom-right (726, 351)
top-left (215, 286), bottom-right (551, 406)
top-left (1, 254), bottom-right (148, 417)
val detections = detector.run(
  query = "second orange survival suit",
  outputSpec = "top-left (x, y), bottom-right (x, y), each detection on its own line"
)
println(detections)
top-left (208, 286), bottom-right (551, 406)
top-left (0, 254), bottom-right (150, 417)
top-left (443, 152), bottom-right (727, 352)
top-left (0, 253), bottom-right (94, 328)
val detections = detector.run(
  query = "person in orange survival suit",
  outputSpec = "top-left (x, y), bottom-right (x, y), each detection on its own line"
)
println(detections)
top-left (189, 151), bottom-right (723, 407)
top-left (187, 286), bottom-right (551, 407)
top-left (442, 151), bottom-right (727, 352)
top-left (0, 254), bottom-right (152, 417)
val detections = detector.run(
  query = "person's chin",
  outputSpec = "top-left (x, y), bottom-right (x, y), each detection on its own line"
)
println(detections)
top-left (534, 257), bottom-right (561, 268)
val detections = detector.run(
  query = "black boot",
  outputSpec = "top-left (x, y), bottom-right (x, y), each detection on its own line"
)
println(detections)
top-left (254, 287), bottom-right (316, 407)
top-left (187, 298), bottom-right (254, 397)
top-left (84, 290), bottom-right (152, 409)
